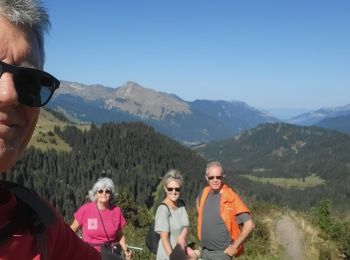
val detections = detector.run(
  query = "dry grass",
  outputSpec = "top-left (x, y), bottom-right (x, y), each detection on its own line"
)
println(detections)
top-left (288, 210), bottom-right (342, 260)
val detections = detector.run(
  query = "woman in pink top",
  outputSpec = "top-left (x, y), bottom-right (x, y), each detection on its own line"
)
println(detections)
top-left (71, 177), bottom-right (131, 259)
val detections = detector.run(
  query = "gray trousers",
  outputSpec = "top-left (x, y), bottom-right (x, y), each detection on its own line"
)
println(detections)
top-left (201, 248), bottom-right (233, 260)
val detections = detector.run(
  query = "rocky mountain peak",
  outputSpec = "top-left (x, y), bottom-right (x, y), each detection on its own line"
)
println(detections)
top-left (106, 82), bottom-right (192, 120)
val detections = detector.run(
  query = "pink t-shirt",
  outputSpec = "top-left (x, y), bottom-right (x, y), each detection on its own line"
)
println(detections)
top-left (74, 202), bottom-right (126, 250)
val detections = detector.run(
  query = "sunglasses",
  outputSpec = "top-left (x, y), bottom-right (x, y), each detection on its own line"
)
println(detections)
top-left (166, 187), bottom-right (181, 192)
top-left (207, 175), bottom-right (224, 180)
top-left (97, 189), bottom-right (112, 194)
top-left (0, 60), bottom-right (60, 107)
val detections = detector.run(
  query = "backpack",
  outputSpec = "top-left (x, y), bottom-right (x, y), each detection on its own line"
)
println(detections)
top-left (0, 181), bottom-right (57, 259)
top-left (145, 203), bottom-right (170, 254)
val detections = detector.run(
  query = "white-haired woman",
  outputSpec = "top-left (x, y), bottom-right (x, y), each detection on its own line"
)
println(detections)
top-left (71, 177), bottom-right (131, 259)
top-left (155, 169), bottom-right (199, 260)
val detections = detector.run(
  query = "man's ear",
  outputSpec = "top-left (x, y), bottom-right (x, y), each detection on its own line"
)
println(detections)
top-left (205, 175), bottom-right (209, 182)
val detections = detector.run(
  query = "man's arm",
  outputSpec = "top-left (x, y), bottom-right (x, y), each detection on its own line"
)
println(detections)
top-left (224, 219), bottom-right (255, 257)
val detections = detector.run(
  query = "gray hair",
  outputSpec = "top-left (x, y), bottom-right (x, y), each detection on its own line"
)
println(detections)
top-left (163, 169), bottom-right (183, 188)
top-left (206, 161), bottom-right (224, 176)
top-left (0, 0), bottom-right (50, 67)
top-left (88, 177), bottom-right (115, 202)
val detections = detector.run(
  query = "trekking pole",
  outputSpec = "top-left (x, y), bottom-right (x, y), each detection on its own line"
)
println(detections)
top-left (126, 245), bottom-right (143, 251)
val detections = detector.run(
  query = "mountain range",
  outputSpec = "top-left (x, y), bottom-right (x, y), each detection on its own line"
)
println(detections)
top-left (48, 81), bottom-right (278, 143)
top-left (48, 80), bottom-right (350, 141)
top-left (288, 104), bottom-right (350, 124)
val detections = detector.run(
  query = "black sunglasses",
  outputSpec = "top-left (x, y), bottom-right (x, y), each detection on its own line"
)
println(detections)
top-left (166, 187), bottom-right (181, 192)
top-left (0, 60), bottom-right (60, 107)
top-left (97, 189), bottom-right (112, 194)
top-left (207, 175), bottom-right (224, 180)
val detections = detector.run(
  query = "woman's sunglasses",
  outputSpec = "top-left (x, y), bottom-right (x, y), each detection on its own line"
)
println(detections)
top-left (0, 60), bottom-right (60, 107)
top-left (166, 187), bottom-right (181, 192)
top-left (97, 189), bottom-right (112, 194)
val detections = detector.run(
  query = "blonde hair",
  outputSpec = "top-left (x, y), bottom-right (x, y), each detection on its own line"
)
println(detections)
top-left (163, 169), bottom-right (183, 188)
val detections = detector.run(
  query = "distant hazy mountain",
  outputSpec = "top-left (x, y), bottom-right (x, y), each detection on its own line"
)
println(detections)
top-left (49, 81), bottom-right (278, 143)
top-left (265, 108), bottom-right (312, 121)
top-left (288, 104), bottom-right (350, 125)
top-left (315, 114), bottom-right (350, 134)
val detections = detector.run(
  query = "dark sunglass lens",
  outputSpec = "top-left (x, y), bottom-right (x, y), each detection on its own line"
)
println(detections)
top-left (98, 189), bottom-right (111, 194)
top-left (15, 68), bottom-right (58, 107)
top-left (208, 176), bottom-right (223, 180)
top-left (167, 187), bottom-right (181, 192)
top-left (15, 70), bottom-right (41, 106)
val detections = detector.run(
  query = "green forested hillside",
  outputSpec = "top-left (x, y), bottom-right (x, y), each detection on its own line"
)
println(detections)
top-left (316, 113), bottom-right (350, 134)
top-left (2, 122), bottom-right (207, 220)
top-left (195, 123), bottom-right (350, 211)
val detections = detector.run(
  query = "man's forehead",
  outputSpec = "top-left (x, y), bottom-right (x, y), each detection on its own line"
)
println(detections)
top-left (0, 16), bottom-right (41, 68)
top-left (208, 165), bottom-right (223, 174)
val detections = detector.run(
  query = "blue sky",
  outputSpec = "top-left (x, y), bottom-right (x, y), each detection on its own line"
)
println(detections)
top-left (44, 1), bottom-right (349, 111)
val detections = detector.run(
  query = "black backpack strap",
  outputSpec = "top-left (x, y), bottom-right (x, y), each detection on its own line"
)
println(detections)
top-left (0, 181), bottom-right (57, 259)
top-left (35, 232), bottom-right (48, 260)
top-left (9, 183), bottom-right (57, 229)
top-left (177, 199), bottom-right (186, 208)
top-left (159, 202), bottom-right (171, 216)
top-left (0, 200), bottom-right (30, 246)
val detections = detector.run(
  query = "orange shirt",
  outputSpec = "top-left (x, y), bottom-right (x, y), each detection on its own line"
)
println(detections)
top-left (197, 184), bottom-right (250, 257)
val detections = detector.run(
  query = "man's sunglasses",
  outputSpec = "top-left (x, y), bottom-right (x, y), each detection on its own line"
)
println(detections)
top-left (98, 189), bottom-right (112, 194)
top-left (166, 187), bottom-right (181, 192)
top-left (0, 60), bottom-right (60, 107)
top-left (207, 175), bottom-right (224, 180)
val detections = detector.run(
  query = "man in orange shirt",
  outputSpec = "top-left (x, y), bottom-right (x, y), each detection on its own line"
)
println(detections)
top-left (197, 161), bottom-right (255, 260)
top-left (0, 1), bottom-right (100, 259)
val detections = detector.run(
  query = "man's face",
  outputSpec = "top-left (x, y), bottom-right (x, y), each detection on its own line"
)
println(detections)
top-left (206, 165), bottom-right (224, 192)
top-left (0, 16), bottom-right (41, 173)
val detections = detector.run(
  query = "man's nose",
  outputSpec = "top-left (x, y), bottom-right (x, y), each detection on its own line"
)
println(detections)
top-left (0, 72), bottom-right (19, 107)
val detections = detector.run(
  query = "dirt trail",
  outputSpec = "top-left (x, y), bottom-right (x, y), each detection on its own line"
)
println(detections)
top-left (275, 214), bottom-right (305, 260)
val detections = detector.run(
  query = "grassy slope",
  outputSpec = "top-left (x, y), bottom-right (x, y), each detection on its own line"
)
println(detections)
top-left (28, 108), bottom-right (90, 152)
top-left (241, 174), bottom-right (325, 190)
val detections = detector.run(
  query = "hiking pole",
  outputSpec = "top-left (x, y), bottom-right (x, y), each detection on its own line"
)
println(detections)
top-left (126, 245), bottom-right (143, 251)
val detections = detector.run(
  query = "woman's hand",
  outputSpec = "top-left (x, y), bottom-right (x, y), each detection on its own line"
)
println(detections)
top-left (70, 218), bottom-right (80, 232)
top-left (170, 228), bottom-right (199, 260)
top-left (124, 248), bottom-right (132, 260)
